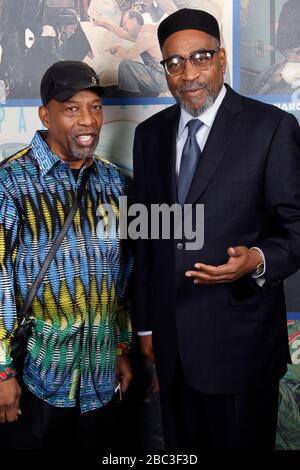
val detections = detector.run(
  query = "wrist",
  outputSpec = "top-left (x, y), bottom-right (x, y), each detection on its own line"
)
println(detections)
top-left (0, 366), bottom-right (17, 382)
top-left (250, 247), bottom-right (265, 275)
top-left (116, 342), bottom-right (131, 356)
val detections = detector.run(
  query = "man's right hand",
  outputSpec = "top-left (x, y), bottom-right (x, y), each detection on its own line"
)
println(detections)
top-left (0, 377), bottom-right (22, 423)
top-left (139, 334), bottom-right (155, 362)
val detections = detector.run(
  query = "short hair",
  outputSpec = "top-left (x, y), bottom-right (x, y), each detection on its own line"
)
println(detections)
top-left (58, 8), bottom-right (79, 26)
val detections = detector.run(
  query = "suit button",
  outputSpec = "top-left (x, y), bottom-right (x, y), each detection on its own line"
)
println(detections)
top-left (177, 243), bottom-right (184, 250)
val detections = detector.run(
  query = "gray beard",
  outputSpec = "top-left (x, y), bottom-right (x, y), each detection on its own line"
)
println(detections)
top-left (69, 130), bottom-right (99, 161)
top-left (69, 142), bottom-right (96, 161)
top-left (174, 83), bottom-right (219, 116)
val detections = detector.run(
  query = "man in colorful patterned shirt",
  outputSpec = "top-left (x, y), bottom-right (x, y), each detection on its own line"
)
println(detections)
top-left (0, 60), bottom-right (132, 450)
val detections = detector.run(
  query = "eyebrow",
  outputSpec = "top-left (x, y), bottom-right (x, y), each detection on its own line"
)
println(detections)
top-left (166, 48), bottom-right (214, 59)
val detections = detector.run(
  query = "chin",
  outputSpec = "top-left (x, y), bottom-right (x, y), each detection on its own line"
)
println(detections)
top-left (181, 101), bottom-right (204, 117)
top-left (71, 146), bottom-right (96, 161)
top-left (182, 95), bottom-right (215, 116)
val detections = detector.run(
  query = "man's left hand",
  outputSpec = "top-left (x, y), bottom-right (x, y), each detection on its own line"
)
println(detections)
top-left (185, 246), bottom-right (261, 284)
top-left (116, 355), bottom-right (132, 393)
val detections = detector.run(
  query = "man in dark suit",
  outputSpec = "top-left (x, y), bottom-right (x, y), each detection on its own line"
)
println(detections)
top-left (132, 9), bottom-right (300, 450)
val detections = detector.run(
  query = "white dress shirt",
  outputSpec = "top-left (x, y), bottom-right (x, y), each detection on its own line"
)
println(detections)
top-left (176, 84), bottom-right (227, 175)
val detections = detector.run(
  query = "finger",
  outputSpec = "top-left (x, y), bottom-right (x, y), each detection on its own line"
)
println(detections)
top-left (0, 409), bottom-right (5, 423)
top-left (5, 407), bottom-right (19, 423)
top-left (194, 275), bottom-right (233, 284)
top-left (5, 410), bottom-right (18, 423)
top-left (186, 264), bottom-right (235, 277)
top-left (194, 262), bottom-right (233, 271)
top-left (14, 397), bottom-right (21, 416)
top-left (187, 271), bottom-right (236, 283)
top-left (228, 246), bottom-right (246, 257)
top-left (227, 246), bottom-right (237, 257)
top-left (121, 374), bottom-right (132, 392)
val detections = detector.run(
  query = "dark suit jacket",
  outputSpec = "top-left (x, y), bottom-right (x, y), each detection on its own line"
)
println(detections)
top-left (133, 85), bottom-right (300, 393)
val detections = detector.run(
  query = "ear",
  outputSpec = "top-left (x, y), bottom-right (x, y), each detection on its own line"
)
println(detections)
top-left (38, 105), bottom-right (50, 129)
top-left (219, 47), bottom-right (227, 76)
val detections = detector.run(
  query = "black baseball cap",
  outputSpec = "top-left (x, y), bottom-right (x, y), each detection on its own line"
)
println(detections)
top-left (158, 9), bottom-right (220, 49)
top-left (40, 60), bottom-right (104, 105)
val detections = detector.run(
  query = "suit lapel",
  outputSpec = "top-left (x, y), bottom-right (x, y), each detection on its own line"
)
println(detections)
top-left (186, 86), bottom-right (243, 205)
top-left (158, 105), bottom-right (180, 204)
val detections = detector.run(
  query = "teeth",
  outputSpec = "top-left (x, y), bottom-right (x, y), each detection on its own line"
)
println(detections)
top-left (78, 135), bottom-right (92, 142)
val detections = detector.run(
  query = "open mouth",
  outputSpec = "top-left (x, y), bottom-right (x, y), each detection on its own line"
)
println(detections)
top-left (75, 133), bottom-right (96, 146)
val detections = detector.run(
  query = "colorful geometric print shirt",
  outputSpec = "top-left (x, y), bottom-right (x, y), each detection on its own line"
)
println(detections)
top-left (0, 131), bottom-right (132, 412)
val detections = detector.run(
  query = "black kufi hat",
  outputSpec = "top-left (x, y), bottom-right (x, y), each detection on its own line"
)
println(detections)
top-left (158, 8), bottom-right (220, 49)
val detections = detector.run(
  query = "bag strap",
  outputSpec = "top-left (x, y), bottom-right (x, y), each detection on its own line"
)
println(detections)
top-left (19, 164), bottom-right (92, 323)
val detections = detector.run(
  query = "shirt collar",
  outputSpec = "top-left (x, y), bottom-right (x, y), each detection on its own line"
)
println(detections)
top-left (31, 130), bottom-right (62, 176)
top-left (178, 84), bottom-right (227, 137)
top-left (31, 130), bottom-right (96, 176)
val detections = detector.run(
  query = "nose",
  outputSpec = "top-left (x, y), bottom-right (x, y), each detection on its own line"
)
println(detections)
top-left (78, 107), bottom-right (96, 127)
top-left (181, 58), bottom-right (201, 81)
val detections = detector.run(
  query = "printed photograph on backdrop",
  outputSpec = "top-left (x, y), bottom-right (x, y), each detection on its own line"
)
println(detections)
top-left (0, 0), bottom-right (233, 102)
top-left (240, 0), bottom-right (300, 97)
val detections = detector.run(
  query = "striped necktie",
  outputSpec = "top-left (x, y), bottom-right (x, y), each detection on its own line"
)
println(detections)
top-left (177, 119), bottom-right (203, 205)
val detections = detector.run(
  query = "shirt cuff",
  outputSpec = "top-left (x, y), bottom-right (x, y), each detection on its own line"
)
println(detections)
top-left (137, 331), bottom-right (152, 336)
top-left (250, 246), bottom-right (266, 287)
top-left (250, 247), bottom-right (266, 278)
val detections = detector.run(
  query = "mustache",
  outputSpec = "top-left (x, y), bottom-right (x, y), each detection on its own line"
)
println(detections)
top-left (71, 127), bottom-right (99, 137)
top-left (177, 82), bottom-right (211, 93)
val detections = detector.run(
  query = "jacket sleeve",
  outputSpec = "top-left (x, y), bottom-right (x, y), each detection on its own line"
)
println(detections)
top-left (256, 112), bottom-right (300, 287)
top-left (132, 126), bottom-right (154, 331)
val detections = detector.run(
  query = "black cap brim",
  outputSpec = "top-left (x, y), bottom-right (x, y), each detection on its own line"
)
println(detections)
top-left (52, 84), bottom-right (105, 102)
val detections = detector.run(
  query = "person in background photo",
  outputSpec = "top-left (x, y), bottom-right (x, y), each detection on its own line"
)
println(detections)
top-left (92, 8), bottom-right (168, 96)
top-left (24, 6), bottom-right (93, 98)
top-left (252, 0), bottom-right (300, 95)
top-left (133, 8), bottom-right (300, 450)
top-left (0, 60), bottom-right (132, 451)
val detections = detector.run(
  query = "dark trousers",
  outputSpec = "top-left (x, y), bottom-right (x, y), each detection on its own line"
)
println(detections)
top-left (159, 361), bottom-right (279, 450)
top-left (0, 384), bottom-right (116, 450)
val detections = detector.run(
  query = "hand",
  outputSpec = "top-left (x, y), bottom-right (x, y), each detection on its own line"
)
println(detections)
top-left (106, 46), bottom-right (119, 55)
top-left (41, 24), bottom-right (56, 37)
top-left (89, 10), bottom-right (110, 29)
top-left (89, 8), bottom-right (103, 25)
top-left (139, 334), bottom-right (154, 362)
top-left (116, 355), bottom-right (132, 393)
top-left (185, 246), bottom-right (261, 285)
top-left (0, 377), bottom-right (22, 423)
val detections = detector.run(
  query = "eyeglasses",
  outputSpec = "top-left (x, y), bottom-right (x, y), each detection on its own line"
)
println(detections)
top-left (160, 48), bottom-right (220, 77)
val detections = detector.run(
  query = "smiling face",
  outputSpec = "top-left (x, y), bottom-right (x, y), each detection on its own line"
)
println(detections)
top-left (161, 29), bottom-right (226, 116)
top-left (39, 89), bottom-right (103, 168)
